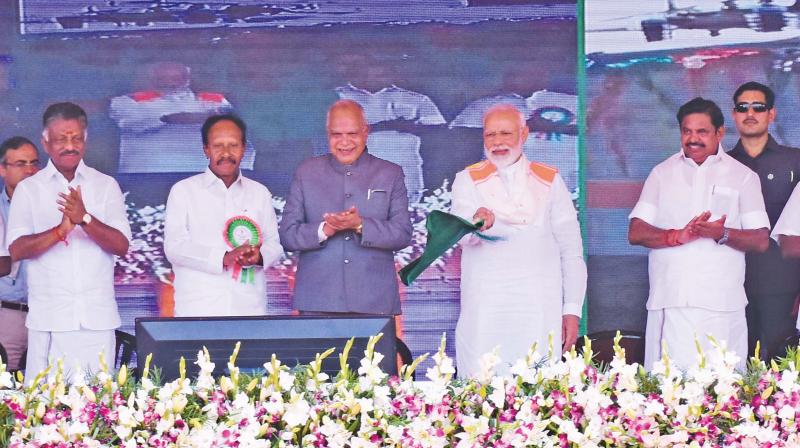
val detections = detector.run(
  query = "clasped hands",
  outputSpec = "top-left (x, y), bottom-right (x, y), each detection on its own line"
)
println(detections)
top-left (322, 206), bottom-right (363, 237)
top-left (673, 211), bottom-right (727, 245)
top-left (223, 243), bottom-right (262, 269)
top-left (56, 186), bottom-right (88, 236)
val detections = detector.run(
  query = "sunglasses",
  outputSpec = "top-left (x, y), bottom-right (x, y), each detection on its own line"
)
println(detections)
top-left (734, 102), bottom-right (769, 113)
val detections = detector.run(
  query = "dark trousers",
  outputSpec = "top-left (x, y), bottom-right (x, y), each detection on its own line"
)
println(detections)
top-left (746, 292), bottom-right (798, 361)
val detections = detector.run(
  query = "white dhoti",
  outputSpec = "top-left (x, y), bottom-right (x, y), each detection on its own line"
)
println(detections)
top-left (456, 274), bottom-right (562, 378)
top-left (26, 328), bottom-right (115, 384)
top-left (645, 307), bottom-right (747, 372)
top-left (457, 219), bottom-right (566, 378)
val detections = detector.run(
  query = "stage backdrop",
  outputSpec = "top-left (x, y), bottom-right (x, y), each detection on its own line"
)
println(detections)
top-left (585, 0), bottom-right (800, 335)
top-left (0, 0), bottom-right (578, 370)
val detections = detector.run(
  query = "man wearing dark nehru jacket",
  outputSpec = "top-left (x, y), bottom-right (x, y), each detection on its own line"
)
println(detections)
top-left (279, 100), bottom-right (412, 315)
top-left (727, 81), bottom-right (800, 361)
top-left (7, 103), bottom-right (131, 381)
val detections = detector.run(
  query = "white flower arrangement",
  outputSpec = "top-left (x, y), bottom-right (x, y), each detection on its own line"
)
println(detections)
top-left (3, 332), bottom-right (800, 447)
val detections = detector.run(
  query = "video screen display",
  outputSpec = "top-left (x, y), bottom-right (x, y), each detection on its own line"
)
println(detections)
top-left (3, 1), bottom-right (578, 369)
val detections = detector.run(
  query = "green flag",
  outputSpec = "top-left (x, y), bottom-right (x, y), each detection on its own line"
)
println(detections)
top-left (399, 210), bottom-right (499, 286)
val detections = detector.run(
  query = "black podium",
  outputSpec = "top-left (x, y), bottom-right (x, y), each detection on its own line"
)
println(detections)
top-left (135, 314), bottom-right (398, 381)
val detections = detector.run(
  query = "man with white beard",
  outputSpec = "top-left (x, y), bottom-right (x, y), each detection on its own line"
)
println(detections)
top-left (450, 104), bottom-right (586, 378)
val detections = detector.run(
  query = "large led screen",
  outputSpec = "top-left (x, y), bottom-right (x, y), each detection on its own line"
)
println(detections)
top-left (2, 0), bottom-right (578, 370)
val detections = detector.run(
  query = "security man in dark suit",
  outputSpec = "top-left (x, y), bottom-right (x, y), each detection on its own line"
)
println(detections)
top-left (728, 81), bottom-right (800, 360)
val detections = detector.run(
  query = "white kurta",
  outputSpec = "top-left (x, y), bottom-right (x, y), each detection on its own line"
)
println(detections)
top-left (772, 183), bottom-right (800, 240)
top-left (629, 149), bottom-right (770, 370)
top-left (451, 156), bottom-right (586, 378)
top-left (6, 160), bottom-right (132, 332)
top-left (164, 169), bottom-right (283, 317)
top-left (6, 160), bottom-right (132, 381)
top-left (772, 183), bottom-right (800, 330)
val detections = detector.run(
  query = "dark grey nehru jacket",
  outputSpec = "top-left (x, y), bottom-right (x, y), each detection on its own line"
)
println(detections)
top-left (279, 152), bottom-right (412, 315)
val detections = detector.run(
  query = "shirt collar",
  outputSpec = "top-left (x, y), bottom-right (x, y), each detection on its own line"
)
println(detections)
top-left (730, 133), bottom-right (779, 159)
top-left (42, 159), bottom-right (88, 182)
top-left (497, 154), bottom-right (528, 180)
top-left (679, 144), bottom-right (724, 168)
top-left (201, 166), bottom-right (243, 188)
top-left (506, 154), bottom-right (528, 172)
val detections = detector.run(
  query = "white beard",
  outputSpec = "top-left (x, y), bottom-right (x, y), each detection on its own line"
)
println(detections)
top-left (484, 145), bottom-right (522, 168)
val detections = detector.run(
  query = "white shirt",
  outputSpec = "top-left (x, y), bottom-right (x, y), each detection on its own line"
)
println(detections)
top-left (164, 168), bottom-right (283, 317)
top-left (629, 149), bottom-right (770, 312)
top-left (771, 183), bottom-right (800, 330)
top-left (5, 160), bottom-right (131, 331)
top-left (452, 156), bottom-right (586, 316)
top-left (335, 84), bottom-right (446, 126)
top-left (772, 183), bottom-right (800, 240)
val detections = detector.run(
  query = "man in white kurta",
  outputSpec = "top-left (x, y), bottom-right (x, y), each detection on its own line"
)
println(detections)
top-left (164, 114), bottom-right (282, 317)
top-left (772, 183), bottom-right (800, 330)
top-left (7, 103), bottom-right (131, 382)
top-left (451, 104), bottom-right (586, 378)
top-left (629, 97), bottom-right (770, 371)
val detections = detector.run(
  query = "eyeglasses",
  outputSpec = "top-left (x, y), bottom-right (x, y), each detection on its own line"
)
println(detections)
top-left (734, 102), bottom-right (769, 113)
top-left (2, 160), bottom-right (40, 168)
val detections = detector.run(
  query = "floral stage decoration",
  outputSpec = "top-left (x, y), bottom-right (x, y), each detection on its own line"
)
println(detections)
top-left (2, 333), bottom-right (800, 447)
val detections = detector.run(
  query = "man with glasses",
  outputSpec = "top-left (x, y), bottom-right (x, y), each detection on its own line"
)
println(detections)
top-left (727, 81), bottom-right (800, 361)
top-left (0, 136), bottom-right (39, 371)
top-left (6, 102), bottom-right (131, 382)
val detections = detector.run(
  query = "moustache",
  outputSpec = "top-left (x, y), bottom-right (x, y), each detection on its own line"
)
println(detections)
top-left (59, 150), bottom-right (80, 156)
top-left (216, 157), bottom-right (237, 165)
top-left (490, 145), bottom-right (513, 153)
top-left (686, 142), bottom-right (705, 149)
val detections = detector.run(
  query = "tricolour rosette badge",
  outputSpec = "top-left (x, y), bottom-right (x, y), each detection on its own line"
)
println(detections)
top-left (223, 216), bottom-right (262, 284)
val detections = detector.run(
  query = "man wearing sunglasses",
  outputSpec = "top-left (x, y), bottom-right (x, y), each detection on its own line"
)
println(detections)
top-left (727, 81), bottom-right (800, 362)
top-left (0, 136), bottom-right (39, 372)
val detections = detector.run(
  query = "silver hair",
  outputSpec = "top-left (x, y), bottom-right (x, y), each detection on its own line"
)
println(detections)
top-left (326, 99), bottom-right (368, 130)
top-left (483, 103), bottom-right (527, 128)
